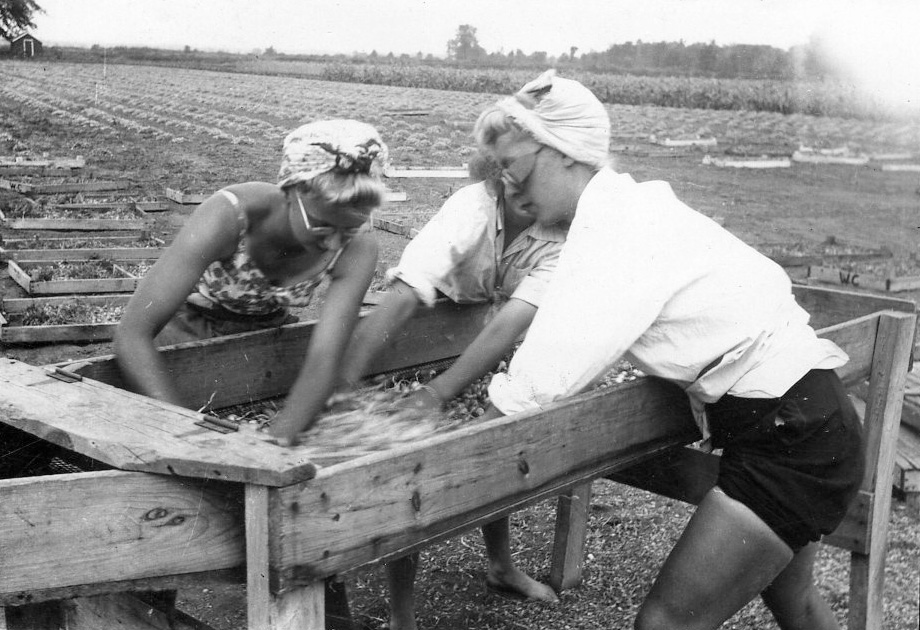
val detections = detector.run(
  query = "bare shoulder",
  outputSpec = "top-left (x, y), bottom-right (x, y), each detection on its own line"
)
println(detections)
top-left (221, 181), bottom-right (283, 220)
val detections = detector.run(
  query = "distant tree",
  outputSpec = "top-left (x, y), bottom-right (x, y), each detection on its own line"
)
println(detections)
top-left (264, 45), bottom-right (276, 56)
top-left (447, 24), bottom-right (485, 62)
top-left (1, 0), bottom-right (42, 41)
top-left (184, 44), bottom-right (191, 53)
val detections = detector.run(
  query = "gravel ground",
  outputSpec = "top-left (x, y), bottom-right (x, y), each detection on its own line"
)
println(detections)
top-left (176, 479), bottom-right (918, 630)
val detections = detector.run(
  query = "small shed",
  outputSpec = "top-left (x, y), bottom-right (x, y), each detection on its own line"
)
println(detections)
top-left (10, 33), bottom-right (42, 58)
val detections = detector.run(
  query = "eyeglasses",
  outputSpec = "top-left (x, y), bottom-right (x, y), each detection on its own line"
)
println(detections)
top-left (295, 193), bottom-right (365, 242)
top-left (501, 146), bottom-right (545, 196)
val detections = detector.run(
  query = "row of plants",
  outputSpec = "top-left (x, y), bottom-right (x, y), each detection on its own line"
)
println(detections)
top-left (318, 63), bottom-right (905, 121)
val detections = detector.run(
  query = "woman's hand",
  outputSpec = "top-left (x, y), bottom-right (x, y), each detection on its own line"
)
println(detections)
top-left (266, 409), bottom-right (308, 447)
top-left (391, 385), bottom-right (444, 414)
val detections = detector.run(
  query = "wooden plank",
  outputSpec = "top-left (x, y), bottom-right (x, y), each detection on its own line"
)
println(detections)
top-left (815, 313), bottom-right (881, 385)
top-left (652, 136), bottom-right (717, 148)
top-left (703, 156), bottom-right (790, 169)
top-left (136, 201), bottom-right (170, 212)
top-left (64, 301), bottom-right (492, 409)
top-left (268, 377), bottom-right (701, 585)
top-left (848, 312), bottom-right (915, 630)
top-left (63, 593), bottom-right (177, 629)
top-left (792, 151), bottom-right (870, 165)
top-left (4, 247), bottom-right (165, 262)
top-left (807, 265), bottom-right (891, 292)
top-left (0, 179), bottom-right (131, 194)
top-left (246, 485), bottom-right (323, 628)
top-left (1, 570), bottom-right (242, 608)
top-left (51, 201), bottom-right (137, 211)
top-left (893, 423), bottom-right (920, 496)
top-left (880, 163), bottom-right (920, 172)
top-left (1, 235), bottom-right (158, 253)
top-left (1, 321), bottom-right (119, 344)
top-left (2, 211), bottom-right (153, 231)
top-left (0, 470), bottom-right (244, 598)
top-left (0, 360), bottom-right (318, 486)
top-left (164, 188), bottom-right (209, 205)
top-left (385, 168), bottom-right (469, 179)
top-left (372, 215), bottom-right (410, 236)
top-left (549, 481), bottom-right (593, 590)
top-left (1, 294), bottom-right (132, 314)
top-left (384, 191), bottom-right (408, 203)
top-left (0, 156), bottom-right (85, 169)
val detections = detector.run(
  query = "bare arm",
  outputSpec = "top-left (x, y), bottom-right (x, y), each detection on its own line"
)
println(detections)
top-left (269, 233), bottom-right (379, 445)
top-left (337, 279), bottom-right (421, 390)
top-left (114, 192), bottom-right (241, 407)
top-left (424, 298), bottom-right (537, 406)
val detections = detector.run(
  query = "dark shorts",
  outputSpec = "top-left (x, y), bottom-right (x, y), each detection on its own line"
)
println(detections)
top-left (705, 369), bottom-right (865, 551)
top-left (154, 301), bottom-right (297, 347)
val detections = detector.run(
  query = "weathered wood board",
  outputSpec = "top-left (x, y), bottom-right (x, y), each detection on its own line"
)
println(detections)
top-left (0, 205), bottom-right (154, 232)
top-left (0, 470), bottom-right (244, 599)
top-left (63, 300), bottom-right (493, 409)
top-left (0, 178), bottom-right (130, 194)
top-left (0, 246), bottom-right (165, 262)
top-left (0, 359), bottom-right (318, 486)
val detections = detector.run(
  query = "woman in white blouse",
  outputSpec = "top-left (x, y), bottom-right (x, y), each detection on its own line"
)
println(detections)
top-left (475, 70), bottom-right (863, 630)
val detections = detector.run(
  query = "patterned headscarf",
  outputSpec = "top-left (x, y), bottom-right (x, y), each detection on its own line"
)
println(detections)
top-left (278, 119), bottom-right (389, 188)
top-left (497, 70), bottom-right (611, 170)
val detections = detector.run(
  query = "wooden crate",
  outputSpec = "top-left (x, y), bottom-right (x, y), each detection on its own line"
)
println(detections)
top-left (0, 235), bottom-right (159, 261)
top-left (6, 259), bottom-right (151, 295)
top-left (164, 188), bottom-right (209, 205)
top-left (0, 288), bottom-right (913, 630)
top-left (808, 264), bottom-right (920, 293)
top-left (0, 204), bottom-right (154, 232)
top-left (0, 177), bottom-right (130, 195)
top-left (759, 240), bottom-right (891, 268)
top-left (0, 294), bottom-right (131, 344)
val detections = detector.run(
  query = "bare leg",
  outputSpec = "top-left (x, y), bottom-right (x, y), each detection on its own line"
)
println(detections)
top-left (482, 517), bottom-right (559, 602)
top-left (386, 553), bottom-right (419, 630)
top-left (635, 487), bottom-right (793, 630)
top-left (761, 542), bottom-right (841, 630)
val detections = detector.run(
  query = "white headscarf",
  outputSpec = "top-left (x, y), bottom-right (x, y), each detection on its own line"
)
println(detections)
top-left (497, 70), bottom-right (611, 170)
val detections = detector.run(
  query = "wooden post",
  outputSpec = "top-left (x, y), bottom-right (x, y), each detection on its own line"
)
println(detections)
top-left (847, 312), bottom-right (915, 630)
top-left (549, 481), bottom-right (593, 591)
top-left (245, 485), bottom-right (323, 630)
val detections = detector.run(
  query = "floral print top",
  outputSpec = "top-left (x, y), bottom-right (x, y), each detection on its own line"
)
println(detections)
top-left (191, 190), bottom-right (340, 316)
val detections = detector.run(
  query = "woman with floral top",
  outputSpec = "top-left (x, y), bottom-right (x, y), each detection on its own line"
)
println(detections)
top-left (115, 119), bottom-right (388, 446)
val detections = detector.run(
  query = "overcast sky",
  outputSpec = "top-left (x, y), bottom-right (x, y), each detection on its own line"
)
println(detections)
top-left (29, 1), bottom-right (920, 108)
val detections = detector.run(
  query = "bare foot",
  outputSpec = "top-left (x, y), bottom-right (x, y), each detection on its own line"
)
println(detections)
top-left (485, 568), bottom-right (559, 602)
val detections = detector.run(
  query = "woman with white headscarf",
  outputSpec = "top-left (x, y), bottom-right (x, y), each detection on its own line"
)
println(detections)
top-left (474, 71), bottom-right (862, 630)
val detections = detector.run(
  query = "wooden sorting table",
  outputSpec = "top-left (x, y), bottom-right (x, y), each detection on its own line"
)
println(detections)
top-left (0, 287), bottom-right (915, 630)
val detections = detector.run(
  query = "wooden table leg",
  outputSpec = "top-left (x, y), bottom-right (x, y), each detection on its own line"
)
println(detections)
top-left (549, 480), bottom-right (593, 591)
top-left (245, 484), bottom-right (323, 629)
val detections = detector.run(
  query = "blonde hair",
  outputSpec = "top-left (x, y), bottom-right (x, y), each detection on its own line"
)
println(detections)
top-left (474, 106), bottom-right (531, 150)
top-left (290, 170), bottom-right (386, 213)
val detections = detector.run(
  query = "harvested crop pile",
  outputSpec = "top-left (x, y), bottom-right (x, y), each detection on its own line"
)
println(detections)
top-left (207, 359), bottom-right (645, 465)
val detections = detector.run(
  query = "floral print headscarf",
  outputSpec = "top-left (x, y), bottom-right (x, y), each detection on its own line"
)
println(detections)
top-left (278, 119), bottom-right (389, 188)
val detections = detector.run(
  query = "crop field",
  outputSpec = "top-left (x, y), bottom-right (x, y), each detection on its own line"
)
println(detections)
top-left (1, 60), bottom-right (918, 630)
